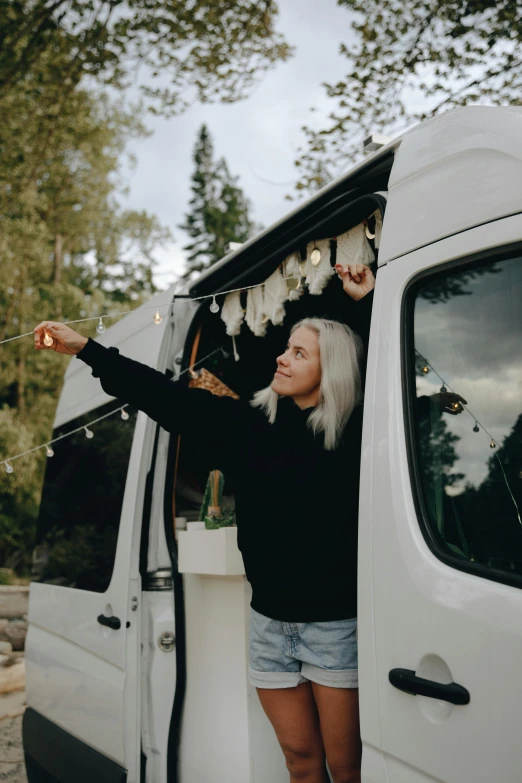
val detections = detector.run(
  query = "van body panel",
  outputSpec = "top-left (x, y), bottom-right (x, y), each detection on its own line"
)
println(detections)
top-left (364, 213), bottom-right (522, 782)
top-left (23, 708), bottom-right (126, 783)
top-left (24, 284), bottom-right (179, 781)
top-left (378, 106), bottom-right (522, 265)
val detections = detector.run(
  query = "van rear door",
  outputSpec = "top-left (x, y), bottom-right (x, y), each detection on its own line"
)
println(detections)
top-left (360, 213), bottom-right (522, 783)
top-left (23, 287), bottom-right (176, 783)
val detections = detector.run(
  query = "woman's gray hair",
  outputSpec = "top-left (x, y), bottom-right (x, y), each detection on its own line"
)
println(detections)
top-left (250, 317), bottom-right (364, 450)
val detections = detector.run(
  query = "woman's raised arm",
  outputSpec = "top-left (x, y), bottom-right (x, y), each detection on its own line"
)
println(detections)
top-left (33, 321), bottom-right (245, 448)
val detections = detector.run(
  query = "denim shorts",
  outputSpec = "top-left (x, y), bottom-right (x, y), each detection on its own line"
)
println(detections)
top-left (248, 607), bottom-right (358, 689)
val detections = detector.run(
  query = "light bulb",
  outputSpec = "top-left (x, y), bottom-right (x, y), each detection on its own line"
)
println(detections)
top-left (45, 444), bottom-right (54, 457)
top-left (96, 317), bottom-right (105, 334)
top-left (451, 402), bottom-right (460, 411)
top-left (5, 462), bottom-right (13, 474)
top-left (43, 331), bottom-right (54, 347)
top-left (490, 440), bottom-right (496, 449)
top-left (153, 308), bottom-right (162, 325)
top-left (473, 423), bottom-right (479, 433)
top-left (310, 248), bottom-right (321, 266)
top-left (440, 385), bottom-right (447, 393)
top-left (84, 426), bottom-right (94, 439)
top-left (210, 296), bottom-right (219, 314)
top-left (421, 366), bottom-right (429, 374)
top-left (121, 408), bottom-right (129, 420)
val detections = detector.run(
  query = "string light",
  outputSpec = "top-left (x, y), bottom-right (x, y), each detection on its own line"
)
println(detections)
top-left (4, 217), bottom-right (378, 347)
top-left (1, 346), bottom-right (221, 474)
top-left (415, 348), bottom-right (520, 526)
top-left (364, 220), bottom-right (376, 240)
top-left (1, 223), bottom-right (380, 472)
top-left (310, 247), bottom-right (322, 266)
top-left (421, 365), bottom-right (430, 374)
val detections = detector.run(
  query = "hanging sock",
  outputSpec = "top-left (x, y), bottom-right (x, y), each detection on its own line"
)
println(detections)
top-left (221, 290), bottom-right (245, 336)
top-left (246, 285), bottom-right (267, 336)
top-left (284, 252), bottom-right (304, 301)
top-left (262, 267), bottom-right (287, 326)
top-left (304, 238), bottom-right (333, 295)
top-left (337, 222), bottom-right (375, 268)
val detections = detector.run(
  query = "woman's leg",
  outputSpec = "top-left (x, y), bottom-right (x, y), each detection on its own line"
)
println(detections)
top-left (310, 683), bottom-right (362, 783)
top-left (256, 680), bottom-right (330, 783)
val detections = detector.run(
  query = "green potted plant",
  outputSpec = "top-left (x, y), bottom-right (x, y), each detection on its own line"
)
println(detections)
top-left (200, 470), bottom-right (235, 529)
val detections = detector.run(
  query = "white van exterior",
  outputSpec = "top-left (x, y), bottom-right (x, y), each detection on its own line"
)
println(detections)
top-left (22, 105), bottom-right (522, 783)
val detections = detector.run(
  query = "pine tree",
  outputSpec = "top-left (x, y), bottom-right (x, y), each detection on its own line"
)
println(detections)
top-left (180, 124), bottom-right (257, 279)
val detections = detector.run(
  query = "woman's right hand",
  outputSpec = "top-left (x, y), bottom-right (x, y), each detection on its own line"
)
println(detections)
top-left (33, 321), bottom-right (88, 356)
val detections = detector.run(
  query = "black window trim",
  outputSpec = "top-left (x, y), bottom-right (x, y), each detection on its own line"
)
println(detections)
top-left (402, 240), bottom-right (522, 592)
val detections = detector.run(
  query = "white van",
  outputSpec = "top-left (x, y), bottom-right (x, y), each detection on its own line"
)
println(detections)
top-left (23, 105), bottom-right (522, 783)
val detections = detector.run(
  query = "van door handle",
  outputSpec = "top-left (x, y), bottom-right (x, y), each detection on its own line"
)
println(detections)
top-left (97, 614), bottom-right (121, 630)
top-left (389, 668), bottom-right (470, 705)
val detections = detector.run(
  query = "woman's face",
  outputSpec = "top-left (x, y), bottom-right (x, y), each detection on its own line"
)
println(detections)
top-left (271, 326), bottom-right (321, 407)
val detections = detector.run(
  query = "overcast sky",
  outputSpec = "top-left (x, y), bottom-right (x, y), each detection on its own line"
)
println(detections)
top-left (119, 0), bottom-right (355, 289)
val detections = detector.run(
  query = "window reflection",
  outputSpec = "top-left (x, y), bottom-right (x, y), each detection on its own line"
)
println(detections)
top-left (412, 255), bottom-right (522, 578)
top-left (32, 402), bottom-right (138, 591)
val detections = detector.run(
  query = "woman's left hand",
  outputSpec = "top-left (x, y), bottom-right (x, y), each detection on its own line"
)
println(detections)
top-left (335, 263), bottom-right (375, 301)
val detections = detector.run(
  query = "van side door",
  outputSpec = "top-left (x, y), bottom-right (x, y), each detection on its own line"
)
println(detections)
top-left (360, 213), bottom-right (522, 783)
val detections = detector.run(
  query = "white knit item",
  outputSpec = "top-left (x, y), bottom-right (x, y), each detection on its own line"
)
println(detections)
top-left (245, 285), bottom-right (267, 337)
top-left (304, 239), bottom-right (333, 295)
top-left (284, 252), bottom-right (303, 301)
top-left (373, 209), bottom-right (383, 249)
top-left (336, 222), bottom-right (374, 268)
top-left (220, 290), bottom-right (245, 336)
top-left (262, 267), bottom-right (287, 326)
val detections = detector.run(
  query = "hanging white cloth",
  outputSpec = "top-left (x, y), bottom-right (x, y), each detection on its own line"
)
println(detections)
top-left (246, 285), bottom-right (267, 337)
top-left (283, 252), bottom-right (303, 301)
top-left (262, 267), bottom-right (287, 326)
top-left (336, 222), bottom-right (374, 268)
top-left (304, 238), bottom-right (333, 295)
top-left (220, 290), bottom-right (244, 336)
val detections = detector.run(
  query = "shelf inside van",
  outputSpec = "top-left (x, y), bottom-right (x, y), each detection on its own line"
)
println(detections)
top-left (177, 527), bottom-right (245, 576)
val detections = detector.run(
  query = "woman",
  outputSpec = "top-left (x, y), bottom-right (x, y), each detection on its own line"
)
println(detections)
top-left (34, 262), bottom-right (375, 783)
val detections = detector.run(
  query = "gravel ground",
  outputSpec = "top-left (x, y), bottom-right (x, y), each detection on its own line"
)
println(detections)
top-left (0, 692), bottom-right (27, 783)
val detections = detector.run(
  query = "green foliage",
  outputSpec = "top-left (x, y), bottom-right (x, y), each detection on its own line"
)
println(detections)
top-left (293, 0), bottom-right (522, 195)
top-left (179, 123), bottom-right (258, 280)
top-left (0, 0), bottom-right (288, 575)
top-left (0, 73), bottom-right (171, 576)
top-left (0, 0), bottom-right (292, 117)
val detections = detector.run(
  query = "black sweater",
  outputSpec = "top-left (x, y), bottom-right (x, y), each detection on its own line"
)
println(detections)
top-left (76, 296), bottom-right (373, 622)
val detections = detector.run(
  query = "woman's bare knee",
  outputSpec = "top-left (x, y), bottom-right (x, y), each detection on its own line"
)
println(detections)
top-left (256, 681), bottom-right (327, 779)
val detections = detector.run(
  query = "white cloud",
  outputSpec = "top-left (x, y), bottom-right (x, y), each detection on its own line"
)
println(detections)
top-left (117, 0), bottom-right (354, 289)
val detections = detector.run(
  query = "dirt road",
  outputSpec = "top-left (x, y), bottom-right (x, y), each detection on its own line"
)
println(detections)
top-left (0, 691), bottom-right (27, 783)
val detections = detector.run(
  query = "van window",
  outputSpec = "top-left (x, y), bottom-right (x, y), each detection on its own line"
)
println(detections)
top-left (408, 252), bottom-right (522, 585)
top-left (32, 401), bottom-right (138, 591)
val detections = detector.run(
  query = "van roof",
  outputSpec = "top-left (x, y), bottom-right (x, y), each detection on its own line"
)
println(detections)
top-left (188, 136), bottom-right (400, 298)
